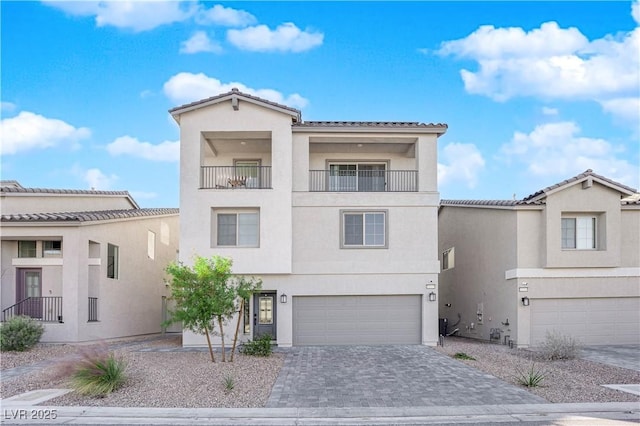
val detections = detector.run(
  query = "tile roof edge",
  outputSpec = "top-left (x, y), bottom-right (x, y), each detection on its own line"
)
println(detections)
top-left (169, 88), bottom-right (301, 117)
top-left (1, 208), bottom-right (179, 223)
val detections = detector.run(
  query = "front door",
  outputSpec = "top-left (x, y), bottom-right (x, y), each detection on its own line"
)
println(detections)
top-left (16, 268), bottom-right (42, 318)
top-left (253, 292), bottom-right (277, 339)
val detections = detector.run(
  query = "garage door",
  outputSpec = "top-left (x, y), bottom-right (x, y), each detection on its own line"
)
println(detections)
top-left (293, 295), bottom-right (421, 345)
top-left (531, 298), bottom-right (640, 346)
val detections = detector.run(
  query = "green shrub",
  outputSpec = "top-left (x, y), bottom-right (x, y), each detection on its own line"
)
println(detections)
top-left (453, 352), bottom-right (476, 360)
top-left (239, 334), bottom-right (273, 357)
top-left (515, 363), bottom-right (545, 387)
top-left (66, 345), bottom-right (127, 397)
top-left (0, 316), bottom-right (45, 351)
top-left (541, 330), bottom-right (581, 360)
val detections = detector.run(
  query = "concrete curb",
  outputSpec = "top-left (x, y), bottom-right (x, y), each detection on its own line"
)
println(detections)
top-left (0, 402), bottom-right (638, 425)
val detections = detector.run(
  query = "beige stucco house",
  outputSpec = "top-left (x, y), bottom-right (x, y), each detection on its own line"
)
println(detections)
top-left (0, 181), bottom-right (180, 343)
top-left (170, 88), bottom-right (447, 347)
top-left (438, 170), bottom-right (640, 347)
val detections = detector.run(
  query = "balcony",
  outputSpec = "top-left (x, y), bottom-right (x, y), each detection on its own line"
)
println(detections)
top-left (200, 166), bottom-right (272, 190)
top-left (309, 170), bottom-right (418, 192)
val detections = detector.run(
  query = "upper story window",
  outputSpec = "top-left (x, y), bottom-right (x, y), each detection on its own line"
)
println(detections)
top-left (442, 247), bottom-right (455, 270)
top-left (147, 231), bottom-right (156, 260)
top-left (107, 243), bottom-right (120, 279)
top-left (562, 216), bottom-right (596, 249)
top-left (18, 241), bottom-right (36, 258)
top-left (341, 210), bottom-right (387, 248)
top-left (330, 163), bottom-right (386, 192)
top-left (42, 240), bottom-right (62, 257)
top-left (213, 210), bottom-right (259, 247)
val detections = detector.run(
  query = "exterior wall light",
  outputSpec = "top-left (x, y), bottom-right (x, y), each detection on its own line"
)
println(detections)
top-left (280, 293), bottom-right (287, 304)
top-left (521, 296), bottom-right (530, 306)
top-left (428, 292), bottom-right (437, 302)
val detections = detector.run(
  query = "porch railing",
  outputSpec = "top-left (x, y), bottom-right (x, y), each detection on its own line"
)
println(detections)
top-left (88, 297), bottom-right (98, 322)
top-left (1, 297), bottom-right (63, 323)
top-left (200, 166), bottom-right (272, 189)
top-left (309, 170), bottom-right (418, 192)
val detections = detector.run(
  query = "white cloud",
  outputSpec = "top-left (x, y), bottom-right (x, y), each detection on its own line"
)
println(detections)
top-left (44, 0), bottom-right (195, 32)
top-left (438, 18), bottom-right (640, 123)
top-left (180, 31), bottom-right (222, 54)
top-left (600, 97), bottom-right (640, 124)
top-left (438, 143), bottom-right (485, 189)
top-left (84, 168), bottom-right (118, 190)
top-left (500, 121), bottom-right (638, 187)
top-left (542, 106), bottom-right (559, 116)
top-left (196, 4), bottom-right (256, 27)
top-left (227, 22), bottom-right (323, 52)
top-left (163, 72), bottom-right (309, 108)
top-left (107, 136), bottom-right (179, 162)
top-left (633, 0), bottom-right (640, 25)
top-left (1, 101), bottom-right (16, 112)
top-left (0, 111), bottom-right (90, 155)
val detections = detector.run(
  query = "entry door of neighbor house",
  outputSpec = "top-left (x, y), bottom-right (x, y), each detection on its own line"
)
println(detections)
top-left (16, 268), bottom-right (42, 319)
top-left (253, 292), bottom-right (277, 339)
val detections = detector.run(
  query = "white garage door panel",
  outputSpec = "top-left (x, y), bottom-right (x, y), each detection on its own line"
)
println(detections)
top-left (293, 295), bottom-right (421, 346)
top-left (531, 298), bottom-right (640, 346)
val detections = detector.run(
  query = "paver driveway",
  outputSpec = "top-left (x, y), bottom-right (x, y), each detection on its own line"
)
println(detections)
top-left (267, 345), bottom-right (546, 408)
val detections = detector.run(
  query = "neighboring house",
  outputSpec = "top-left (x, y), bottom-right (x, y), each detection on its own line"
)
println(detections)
top-left (170, 88), bottom-right (447, 347)
top-left (438, 170), bottom-right (640, 347)
top-left (0, 181), bottom-right (180, 343)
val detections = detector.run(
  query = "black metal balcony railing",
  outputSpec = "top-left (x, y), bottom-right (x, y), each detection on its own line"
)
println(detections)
top-left (200, 166), bottom-right (272, 189)
top-left (1, 297), bottom-right (63, 323)
top-left (309, 170), bottom-right (418, 192)
top-left (88, 297), bottom-right (98, 322)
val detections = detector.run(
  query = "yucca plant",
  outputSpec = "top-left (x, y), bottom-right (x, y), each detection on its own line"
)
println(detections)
top-left (66, 345), bottom-right (127, 397)
top-left (453, 352), bottom-right (476, 360)
top-left (515, 362), bottom-right (545, 387)
top-left (223, 374), bottom-right (235, 393)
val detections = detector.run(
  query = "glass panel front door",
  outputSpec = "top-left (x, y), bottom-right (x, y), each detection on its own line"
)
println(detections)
top-left (253, 292), bottom-right (277, 339)
top-left (16, 268), bottom-right (42, 318)
top-left (259, 297), bottom-right (273, 324)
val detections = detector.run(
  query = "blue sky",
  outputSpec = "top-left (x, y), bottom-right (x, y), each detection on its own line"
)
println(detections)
top-left (2, 1), bottom-right (639, 208)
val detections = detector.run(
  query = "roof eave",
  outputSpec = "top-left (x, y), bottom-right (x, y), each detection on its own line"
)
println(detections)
top-left (291, 126), bottom-right (447, 135)
top-left (169, 91), bottom-right (301, 122)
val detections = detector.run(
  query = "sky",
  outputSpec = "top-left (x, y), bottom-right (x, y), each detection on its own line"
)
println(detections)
top-left (1, 1), bottom-right (639, 208)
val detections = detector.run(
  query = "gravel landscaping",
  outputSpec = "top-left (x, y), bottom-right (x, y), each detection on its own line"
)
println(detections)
top-left (1, 334), bottom-right (638, 407)
top-left (436, 336), bottom-right (640, 403)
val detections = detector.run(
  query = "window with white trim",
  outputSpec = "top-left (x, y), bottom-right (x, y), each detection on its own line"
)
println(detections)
top-left (213, 209), bottom-right (259, 247)
top-left (147, 231), bottom-right (156, 260)
top-left (42, 240), bottom-right (62, 257)
top-left (561, 216), bottom-right (596, 249)
top-left (329, 162), bottom-right (386, 192)
top-left (442, 247), bottom-right (455, 270)
top-left (107, 243), bottom-right (119, 279)
top-left (18, 241), bottom-right (37, 258)
top-left (341, 211), bottom-right (387, 248)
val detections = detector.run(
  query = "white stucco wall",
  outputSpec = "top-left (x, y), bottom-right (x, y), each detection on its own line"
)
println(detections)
top-left (438, 206), bottom-right (519, 343)
top-left (176, 95), bottom-right (444, 348)
top-left (177, 101), bottom-right (294, 274)
top-left (1, 214), bottom-right (179, 342)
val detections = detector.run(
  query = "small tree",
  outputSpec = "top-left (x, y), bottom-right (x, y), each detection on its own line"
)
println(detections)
top-left (230, 276), bottom-right (262, 361)
top-left (165, 255), bottom-right (261, 363)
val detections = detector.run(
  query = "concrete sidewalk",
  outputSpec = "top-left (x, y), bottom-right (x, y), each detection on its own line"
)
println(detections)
top-left (0, 403), bottom-right (638, 425)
